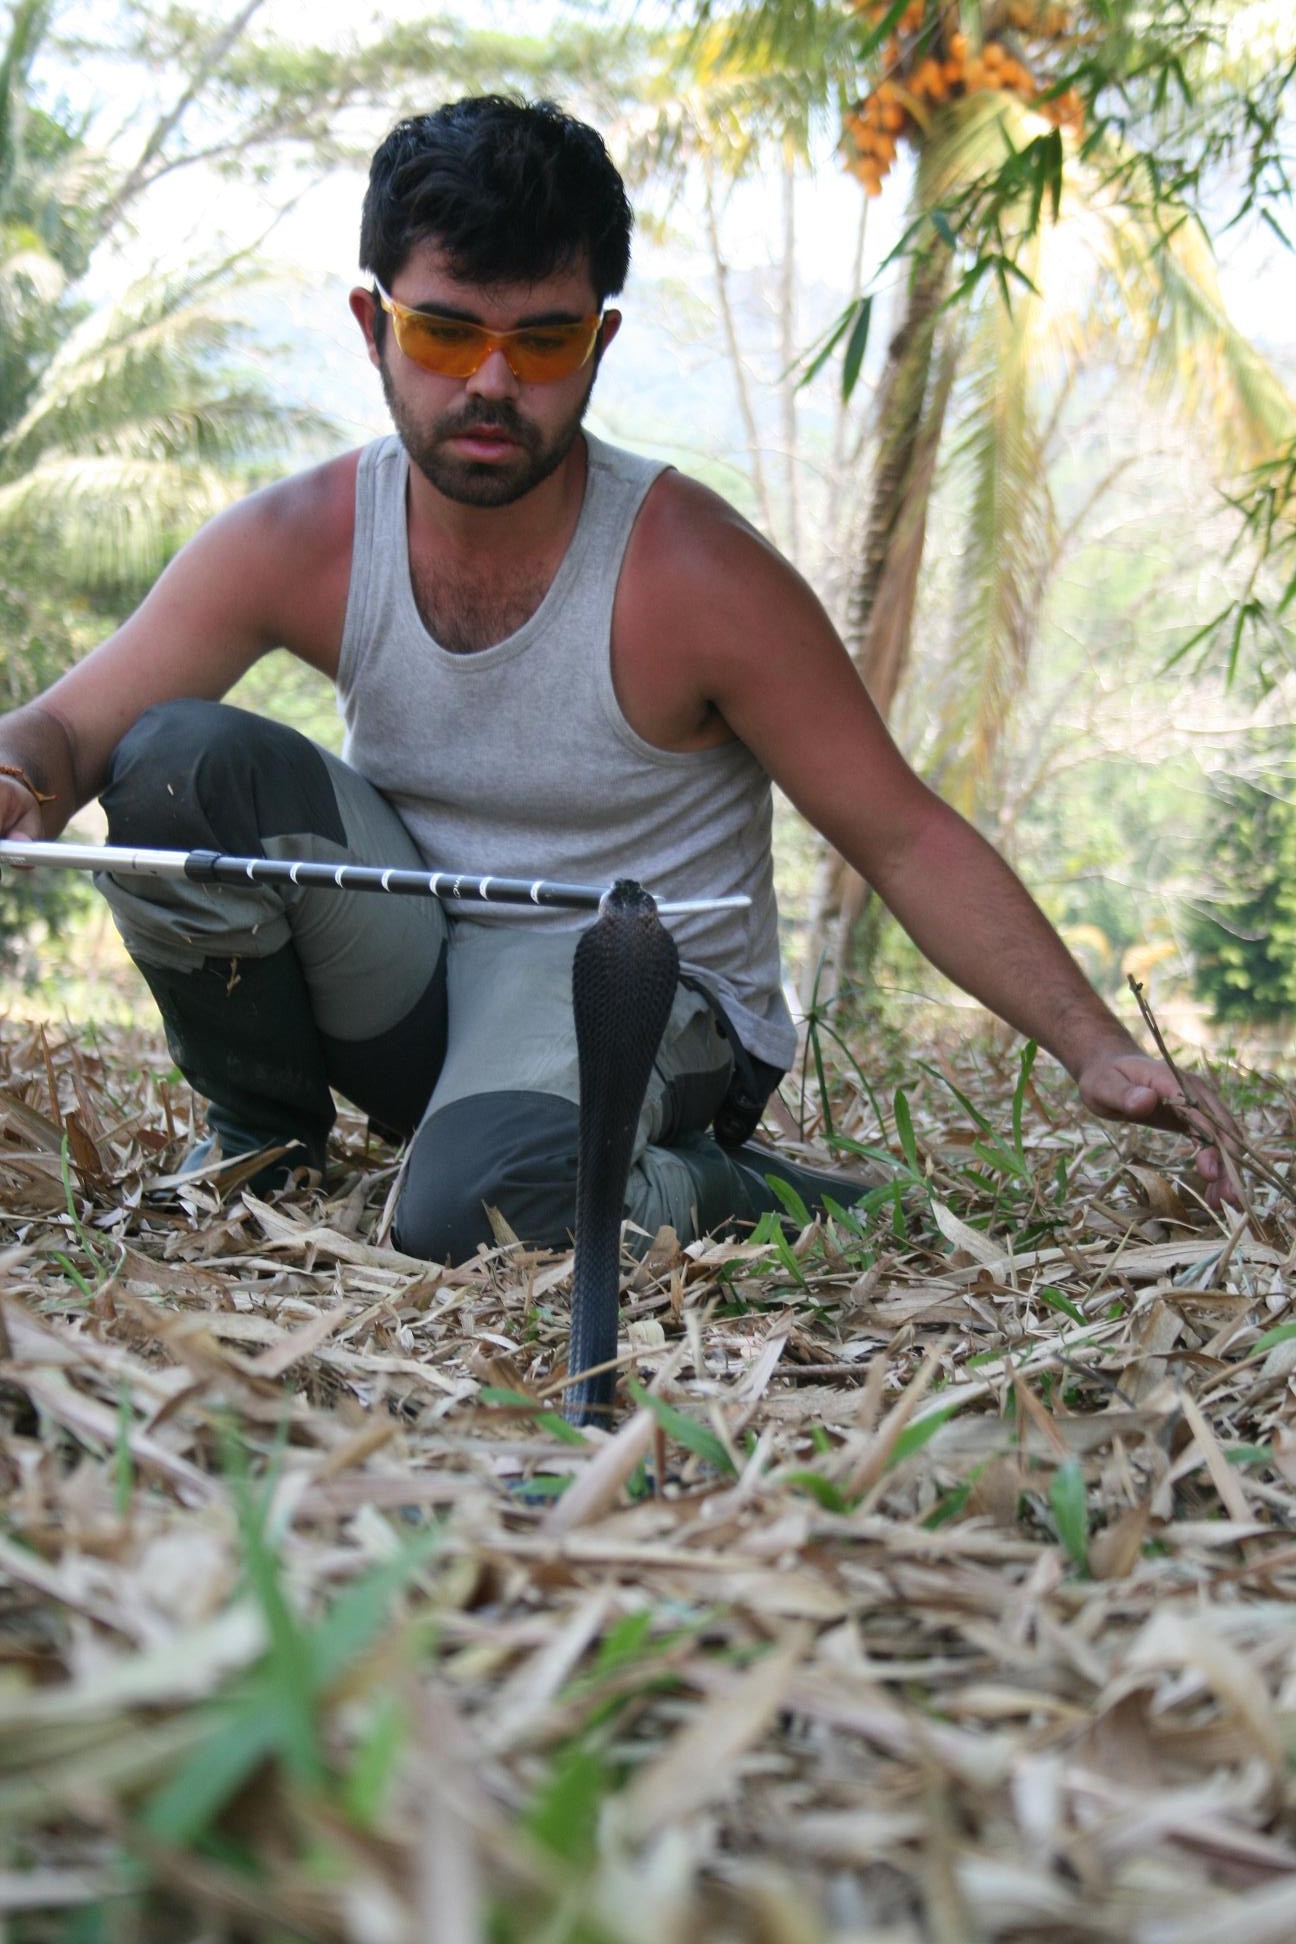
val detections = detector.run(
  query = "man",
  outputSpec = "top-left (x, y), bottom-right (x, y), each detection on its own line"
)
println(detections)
top-left (0, 96), bottom-right (1234, 1258)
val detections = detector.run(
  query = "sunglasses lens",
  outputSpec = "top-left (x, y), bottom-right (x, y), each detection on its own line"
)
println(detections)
top-left (392, 313), bottom-right (483, 377)
top-left (507, 324), bottom-right (600, 381)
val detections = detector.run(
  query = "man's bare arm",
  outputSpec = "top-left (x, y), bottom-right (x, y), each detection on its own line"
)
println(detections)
top-left (0, 456), bottom-right (356, 839)
top-left (634, 478), bottom-right (1238, 1202)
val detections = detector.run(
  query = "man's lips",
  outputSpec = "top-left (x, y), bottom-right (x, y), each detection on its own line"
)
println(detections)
top-left (448, 425), bottom-right (523, 455)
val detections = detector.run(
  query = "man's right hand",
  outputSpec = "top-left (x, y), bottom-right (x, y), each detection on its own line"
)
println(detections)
top-left (0, 770), bottom-right (52, 847)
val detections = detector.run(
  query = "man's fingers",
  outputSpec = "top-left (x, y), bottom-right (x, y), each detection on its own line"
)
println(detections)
top-left (1117, 1082), bottom-right (1203, 1138)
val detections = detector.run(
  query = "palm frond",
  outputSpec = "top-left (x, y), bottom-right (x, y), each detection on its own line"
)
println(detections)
top-left (621, 10), bottom-right (860, 194)
top-left (922, 246), bottom-right (1057, 819)
top-left (0, 451), bottom-right (235, 591)
top-left (0, 262), bottom-right (274, 473)
top-left (1090, 190), bottom-right (1296, 476)
top-left (75, 397), bottom-right (334, 467)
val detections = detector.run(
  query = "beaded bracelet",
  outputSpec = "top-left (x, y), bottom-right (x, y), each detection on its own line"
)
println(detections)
top-left (0, 762), bottom-right (56, 804)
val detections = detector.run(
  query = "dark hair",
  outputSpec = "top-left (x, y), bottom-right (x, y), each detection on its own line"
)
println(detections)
top-left (360, 97), bottom-right (633, 306)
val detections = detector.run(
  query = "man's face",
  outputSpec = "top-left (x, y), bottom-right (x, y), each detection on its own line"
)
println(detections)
top-left (351, 244), bottom-right (619, 509)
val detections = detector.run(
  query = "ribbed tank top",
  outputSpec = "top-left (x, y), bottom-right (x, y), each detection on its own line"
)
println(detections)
top-left (336, 431), bottom-right (796, 1068)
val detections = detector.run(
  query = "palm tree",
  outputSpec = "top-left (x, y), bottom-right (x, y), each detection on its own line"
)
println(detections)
top-left (798, 0), bottom-right (1296, 984)
top-left (0, 258), bottom-right (327, 707)
top-left (0, 0), bottom-right (331, 711)
top-left (0, 0), bottom-right (328, 952)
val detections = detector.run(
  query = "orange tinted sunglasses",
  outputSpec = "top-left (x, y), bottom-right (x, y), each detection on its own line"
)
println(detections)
top-left (373, 280), bottom-right (610, 383)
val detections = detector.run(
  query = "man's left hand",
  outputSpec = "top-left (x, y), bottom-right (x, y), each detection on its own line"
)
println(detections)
top-left (1076, 1049), bottom-right (1241, 1209)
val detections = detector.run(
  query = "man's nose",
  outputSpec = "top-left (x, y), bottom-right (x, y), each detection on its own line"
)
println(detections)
top-left (465, 346), bottom-right (520, 399)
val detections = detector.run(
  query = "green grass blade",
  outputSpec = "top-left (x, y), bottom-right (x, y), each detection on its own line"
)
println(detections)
top-left (763, 1171), bottom-right (813, 1229)
top-left (1012, 1041), bottom-right (1038, 1160)
top-left (140, 1681), bottom-right (288, 1843)
top-left (342, 1692), bottom-right (407, 1829)
top-left (784, 1470), bottom-right (851, 1513)
top-left (893, 1087), bottom-right (920, 1175)
top-left (1252, 1321), bottom-right (1296, 1356)
top-left (625, 1379), bottom-right (737, 1476)
top-left (886, 1399), bottom-right (966, 1468)
top-left (224, 1437), bottom-right (322, 1790)
top-left (525, 1741), bottom-right (609, 1863)
top-left (1051, 1462), bottom-right (1090, 1570)
top-left (115, 1378), bottom-right (134, 1520)
top-left (915, 1059), bottom-right (995, 1136)
top-left (592, 1608), bottom-right (656, 1674)
top-left (1037, 1286), bottom-right (1086, 1327)
top-left (479, 1386), bottom-right (591, 1447)
top-left (140, 1525), bottom-right (442, 1843)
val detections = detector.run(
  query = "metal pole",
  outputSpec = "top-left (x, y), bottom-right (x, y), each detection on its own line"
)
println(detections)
top-left (0, 840), bottom-right (751, 918)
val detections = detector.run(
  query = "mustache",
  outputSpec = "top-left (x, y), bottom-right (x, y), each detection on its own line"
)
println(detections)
top-left (440, 403), bottom-right (534, 441)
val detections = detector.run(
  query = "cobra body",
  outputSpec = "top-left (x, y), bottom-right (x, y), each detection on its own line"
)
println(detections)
top-left (565, 879), bottom-right (679, 1425)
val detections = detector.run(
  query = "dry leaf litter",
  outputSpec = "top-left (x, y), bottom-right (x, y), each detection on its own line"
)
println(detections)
top-left (0, 1011), bottom-right (1293, 1943)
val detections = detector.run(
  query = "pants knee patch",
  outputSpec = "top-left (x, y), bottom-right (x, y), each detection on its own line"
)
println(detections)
top-left (392, 1091), bottom-right (580, 1263)
top-left (103, 700), bottom-right (347, 852)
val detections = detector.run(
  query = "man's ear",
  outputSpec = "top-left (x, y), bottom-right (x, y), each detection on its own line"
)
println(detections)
top-left (349, 286), bottom-right (383, 370)
top-left (593, 308), bottom-right (622, 372)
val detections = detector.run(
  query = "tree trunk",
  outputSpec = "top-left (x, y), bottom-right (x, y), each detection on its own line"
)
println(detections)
top-left (799, 237), bottom-right (956, 1005)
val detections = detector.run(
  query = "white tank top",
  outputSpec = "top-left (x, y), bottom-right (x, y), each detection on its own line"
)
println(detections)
top-left (336, 431), bottom-right (795, 1067)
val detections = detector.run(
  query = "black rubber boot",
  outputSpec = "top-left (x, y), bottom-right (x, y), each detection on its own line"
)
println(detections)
top-left (731, 1141), bottom-right (883, 1216)
top-left (136, 947), bottom-right (334, 1191)
top-left (669, 1133), bottom-right (880, 1236)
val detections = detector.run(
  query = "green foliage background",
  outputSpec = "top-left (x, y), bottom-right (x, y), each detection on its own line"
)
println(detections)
top-left (1189, 764), bottom-right (1296, 1021)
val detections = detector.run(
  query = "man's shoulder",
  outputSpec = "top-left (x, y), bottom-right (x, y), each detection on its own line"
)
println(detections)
top-left (199, 445), bottom-right (372, 672)
top-left (616, 464), bottom-right (838, 710)
top-left (245, 446), bottom-right (367, 550)
top-left (631, 467), bottom-right (792, 593)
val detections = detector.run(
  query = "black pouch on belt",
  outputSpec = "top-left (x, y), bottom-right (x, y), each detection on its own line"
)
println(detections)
top-left (681, 974), bottom-right (786, 1150)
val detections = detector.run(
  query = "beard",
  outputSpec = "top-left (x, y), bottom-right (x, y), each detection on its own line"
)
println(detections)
top-left (379, 361), bottom-right (595, 508)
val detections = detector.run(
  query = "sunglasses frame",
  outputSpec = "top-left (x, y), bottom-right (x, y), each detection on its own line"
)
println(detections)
top-left (372, 280), bottom-right (610, 384)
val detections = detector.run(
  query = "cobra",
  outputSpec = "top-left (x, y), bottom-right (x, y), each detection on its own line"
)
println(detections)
top-left (565, 879), bottom-right (679, 1426)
